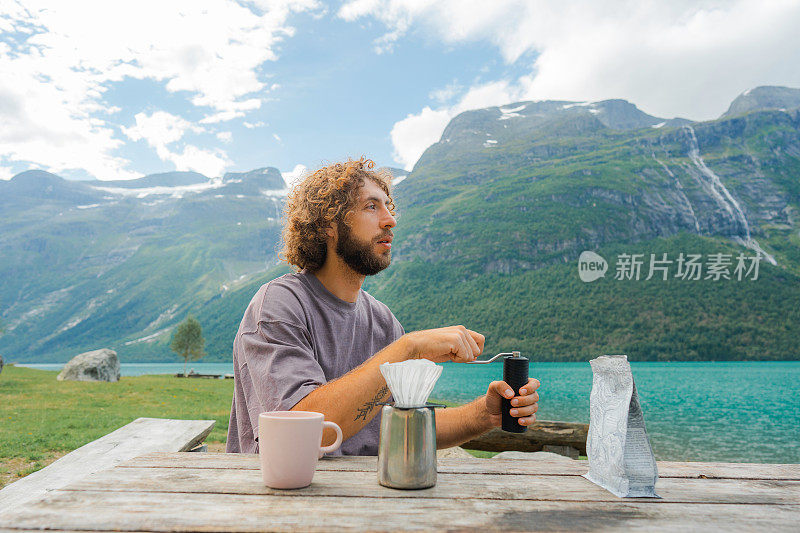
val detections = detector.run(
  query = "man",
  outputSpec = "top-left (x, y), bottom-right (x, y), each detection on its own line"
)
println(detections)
top-left (227, 158), bottom-right (539, 454)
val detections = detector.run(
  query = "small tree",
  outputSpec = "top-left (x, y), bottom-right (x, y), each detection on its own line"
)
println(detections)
top-left (170, 314), bottom-right (206, 377)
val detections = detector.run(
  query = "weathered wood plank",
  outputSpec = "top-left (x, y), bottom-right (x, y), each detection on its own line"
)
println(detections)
top-left (62, 466), bottom-right (800, 505)
top-left (0, 418), bottom-right (215, 512)
top-left (653, 461), bottom-right (800, 480)
top-left (120, 452), bottom-right (800, 480)
top-left (462, 422), bottom-right (589, 455)
top-left (2, 490), bottom-right (797, 532)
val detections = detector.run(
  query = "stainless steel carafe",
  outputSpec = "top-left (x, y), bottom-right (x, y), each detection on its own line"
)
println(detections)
top-left (377, 403), bottom-right (439, 489)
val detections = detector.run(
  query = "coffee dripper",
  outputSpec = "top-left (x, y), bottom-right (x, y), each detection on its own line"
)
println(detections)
top-left (377, 360), bottom-right (443, 489)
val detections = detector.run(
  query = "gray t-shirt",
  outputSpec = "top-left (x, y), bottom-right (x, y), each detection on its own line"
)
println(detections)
top-left (226, 269), bottom-right (404, 455)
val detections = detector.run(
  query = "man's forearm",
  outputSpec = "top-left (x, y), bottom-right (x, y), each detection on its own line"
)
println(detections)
top-left (434, 396), bottom-right (494, 449)
top-left (291, 336), bottom-right (411, 445)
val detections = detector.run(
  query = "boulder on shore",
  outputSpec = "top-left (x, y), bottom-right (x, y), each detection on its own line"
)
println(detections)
top-left (493, 450), bottom-right (578, 461)
top-left (0, 354), bottom-right (4, 375)
top-left (57, 349), bottom-right (120, 382)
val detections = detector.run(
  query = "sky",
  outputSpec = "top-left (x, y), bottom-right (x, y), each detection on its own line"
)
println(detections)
top-left (1, 0), bottom-right (800, 183)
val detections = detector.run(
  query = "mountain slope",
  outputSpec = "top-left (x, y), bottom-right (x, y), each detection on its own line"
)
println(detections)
top-left (722, 86), bottom-right (800, 118)
top-left (86, 171), bottom-right (210, 189)
top-left (0, 170), bottom-right (286, 362)
top-left (1, 89), bottom-right (799, 362)
top-left (395, 101), bottom-right (799, 275)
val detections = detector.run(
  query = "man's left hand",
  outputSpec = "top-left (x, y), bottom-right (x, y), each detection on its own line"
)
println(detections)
top-left (483, 378), bottom-right (540, 428)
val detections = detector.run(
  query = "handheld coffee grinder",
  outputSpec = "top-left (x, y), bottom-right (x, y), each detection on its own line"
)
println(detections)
top-left (467, 350), bottom-right (530, 433)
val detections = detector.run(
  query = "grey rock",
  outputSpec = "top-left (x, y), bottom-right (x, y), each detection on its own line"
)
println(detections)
top-left (436, 446), bottom-right (473, 459)
top-left (542, 445), bottom-right (580, 459)
top-left (494, 450), bottom-right (578, 461)
top-left (0, 354), bottom-right (3, 375)
top-left (57, 349), bottom-right (120, 382)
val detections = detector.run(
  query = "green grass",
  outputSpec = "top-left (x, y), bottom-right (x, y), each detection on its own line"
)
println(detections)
top-left (0, 366), bottom-right (505, 484)
top-left (0, 365), bottom-right (233, 465)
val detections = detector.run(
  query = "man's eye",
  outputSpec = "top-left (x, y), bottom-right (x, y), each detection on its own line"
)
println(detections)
top-left (367, 204), bottom-right (376, 210)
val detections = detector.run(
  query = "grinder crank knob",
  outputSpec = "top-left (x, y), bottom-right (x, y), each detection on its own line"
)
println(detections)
top-left (501, 351), bottom-right (529, 433)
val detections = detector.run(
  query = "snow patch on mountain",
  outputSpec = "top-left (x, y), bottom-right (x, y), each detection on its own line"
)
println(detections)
top-left (260, 189), bottom-right (288, 197)
top-left (92, 178), bottom-right (226, 198)
top-left (498, 103), bottom-right (527, 120)
top-left (561, 101), bottom-right (594, 110)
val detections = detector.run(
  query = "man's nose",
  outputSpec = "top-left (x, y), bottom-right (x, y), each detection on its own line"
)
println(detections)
top-left (380, 207), bottom-right (396, 228)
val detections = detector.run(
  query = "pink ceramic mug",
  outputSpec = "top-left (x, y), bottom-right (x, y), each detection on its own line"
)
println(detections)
top-left (258, 411), bottom-right (343, 489)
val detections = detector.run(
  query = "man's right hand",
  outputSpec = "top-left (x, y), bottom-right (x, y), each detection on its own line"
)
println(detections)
top-left (401, 326), bottom-right (485, 363)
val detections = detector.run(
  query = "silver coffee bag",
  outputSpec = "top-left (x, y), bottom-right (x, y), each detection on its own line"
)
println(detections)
top-left (583, 355), bottom-right (660, 498)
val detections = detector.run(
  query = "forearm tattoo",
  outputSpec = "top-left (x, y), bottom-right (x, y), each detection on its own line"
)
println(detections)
top-left (354, 385), bottom-right (389, 421)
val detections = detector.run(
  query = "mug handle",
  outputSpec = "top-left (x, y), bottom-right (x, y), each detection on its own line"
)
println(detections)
top-left (319, 421), bottom-right (343, 454)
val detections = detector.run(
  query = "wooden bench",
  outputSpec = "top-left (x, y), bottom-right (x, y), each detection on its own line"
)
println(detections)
top-left (0, 417), bottom-right (215, 513)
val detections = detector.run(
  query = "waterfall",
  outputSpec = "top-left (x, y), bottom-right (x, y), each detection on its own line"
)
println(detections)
top-left (683, 126), bottom-right (776, 265)
top-left (684, 126), bottom-right (750, 238)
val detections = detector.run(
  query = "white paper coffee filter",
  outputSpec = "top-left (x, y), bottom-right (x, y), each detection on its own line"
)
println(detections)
top-left (380, 359), bottom-right (443, 408)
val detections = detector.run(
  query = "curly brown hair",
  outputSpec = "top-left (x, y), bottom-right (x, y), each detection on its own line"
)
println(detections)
top-left (280, 157), bottom-right (396, 272)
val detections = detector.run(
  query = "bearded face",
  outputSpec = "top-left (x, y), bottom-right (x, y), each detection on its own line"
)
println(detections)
top-left (335, 219), bottom-right (392, 276)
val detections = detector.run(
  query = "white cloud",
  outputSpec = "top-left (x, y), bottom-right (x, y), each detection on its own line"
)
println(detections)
top-left (392, 80), bottom-right (521, 170)
top-left (273, 133), bottom-right (282, 143)
top-left (429, 81), bottom-right (461, 104)
top-left (199, 99), bottom-right (262, 124)
top-left (0, 166), bottom-right (15, 180)
top-left (122, 111), bottom-right (229, 177)
top-left (167, 145), bottom-right (231, 178)
top-left (390, 107), bottom-right (451, 171)
top-left (216, 131), bottom-right (233, 144)
top-left (342, 0), bottom-right (800, 168)
top-left (281, 163), bottom-right (307, 188)
top-left (244, 121), bottom-right (267, 129)
top-left (0, 0), bottom-right (320, 179)
top-left (123, 112), bottom-right (204, 152)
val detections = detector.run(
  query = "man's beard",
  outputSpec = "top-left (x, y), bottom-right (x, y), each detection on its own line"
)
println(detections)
top-left (335, 221), bottom-right (391, 276)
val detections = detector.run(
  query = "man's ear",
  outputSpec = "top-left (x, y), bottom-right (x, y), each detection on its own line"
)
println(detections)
top-left (325, 222), bottom-right (337, 240)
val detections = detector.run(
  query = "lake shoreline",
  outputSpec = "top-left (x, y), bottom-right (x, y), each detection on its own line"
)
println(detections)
top-left (4, 362), bottom-right (799, 464)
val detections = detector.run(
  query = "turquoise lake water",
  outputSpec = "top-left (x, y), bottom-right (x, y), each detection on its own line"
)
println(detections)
top-left (20, 361), bottom-right (799, 464)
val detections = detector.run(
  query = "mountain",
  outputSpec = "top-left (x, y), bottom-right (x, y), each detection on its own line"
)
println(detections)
top-left (1, 88), bottom-right (799, 363)
top-left (86, 171), bottom-right (210, 189)
top-left (398, 96), bottom-right (798, 267)
top-left (0, 167), bottom-right (286, 363)
top-left (1, 170), bottom-right (104, 207)
top-left (381, 166), bottom-right (409, 180)
top-left (220, 167), bottom-right (286, 195)
top-left (367, 92), bottom-right (800, 361)
top-left (722, 86), bottom-right (800, 118)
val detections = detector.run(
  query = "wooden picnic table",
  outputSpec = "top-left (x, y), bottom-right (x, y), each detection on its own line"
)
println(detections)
top-left (1, 452), bottom-right (798, 531)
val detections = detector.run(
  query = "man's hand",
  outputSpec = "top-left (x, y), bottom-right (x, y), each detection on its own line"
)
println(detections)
top-left (435, 376), bottom-right (541, 448)
top-left (401, 326), bottom-right (485, 363)
top-left (483, 378), bottom-right (541, 428)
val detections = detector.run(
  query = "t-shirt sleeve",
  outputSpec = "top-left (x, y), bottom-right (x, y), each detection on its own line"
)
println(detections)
top-left (240, 319), bottom-right (326, 431)
top-left (391, 314), bottom-right (405, 340)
